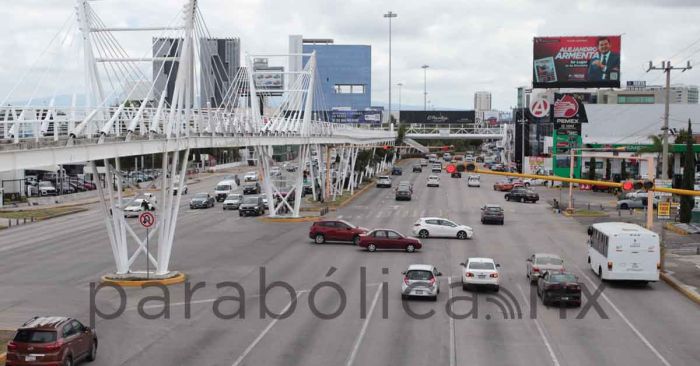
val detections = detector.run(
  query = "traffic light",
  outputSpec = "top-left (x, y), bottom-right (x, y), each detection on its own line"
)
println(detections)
top-left (622, 181), bottom-right (634, 191)
top-left (446, 164), bottom-right (456, 174)
top-left (465, 162), bottom-right (477, 172)
top-left (383, 145), bottom-right (392, 151)
top-left (632, 180), bottom-right (654, 191)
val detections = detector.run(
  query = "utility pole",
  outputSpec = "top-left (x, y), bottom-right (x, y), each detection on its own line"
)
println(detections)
top-left (647, 60), bottom-right (692, 179)
top-left (384, 11), bottom-right (397, 127)
top-left (421, 65), bottom-right (429, 111)
top-left (397, 83), bottom-right (403, 112)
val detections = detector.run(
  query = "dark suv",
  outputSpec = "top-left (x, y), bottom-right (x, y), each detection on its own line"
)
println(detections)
top-left (481, 204), bottom-right (504, 225)
top-left (243, 182), bottom-right (261, 195)
top-left (6, 316), bottom-right (97, 366)
top-left (505, 188), bottom-right (539, 203)
top-left (309, 220), bottom-right (368, 245)
top-left (239, 195), bottom-right (265, 216)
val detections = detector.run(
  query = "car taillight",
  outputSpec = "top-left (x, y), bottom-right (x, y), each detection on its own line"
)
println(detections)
top-left (490, 273), bottom-right (498, 278)
top-left (466, 272), bottom-right (474, 277)
top-left (429, 277), bottom-right (436, 286)
top-left (657, 262), bottom-right (661, 270)
top-left (608, 261), bottom-right (613, 270)
top-left (404, 276), bottom-right (409, 285)
top-left (532, 267), bottom-right (540, 272)
top-left (7, 341), bottom-right (17, 351)
top-left (45, 341), bottom-right (62, 352)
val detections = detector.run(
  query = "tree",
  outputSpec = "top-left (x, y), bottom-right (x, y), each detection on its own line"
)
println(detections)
top-left (587, 157), bottom-right (597, 180)
top-left (396, 123), bottom-right (406, 146)
top-left (641, 134), bottom-right (674, 178)
top-left (680, 119), bottom-right (695, 223)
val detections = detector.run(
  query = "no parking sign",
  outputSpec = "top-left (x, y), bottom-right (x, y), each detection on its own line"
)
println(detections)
top-left (139, 211), bottom-right (156, 228)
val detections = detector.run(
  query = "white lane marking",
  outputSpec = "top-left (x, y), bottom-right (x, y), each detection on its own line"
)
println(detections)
top-left (345, 284), bottom-right (382, 366)
top-left (576, 270), bottom-right (672, 366)
top-left (447, 277), bottom-right (455, 366)
top-left (231, 292), bottom-right (303, 366)
top-left (516, 284), bottom-right (560, 366)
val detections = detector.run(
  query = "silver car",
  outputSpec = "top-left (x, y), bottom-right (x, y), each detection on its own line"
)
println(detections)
top-left (617, 197), bottom-right (658, 210)
top-left (526, 253), bottom-right (564, 284)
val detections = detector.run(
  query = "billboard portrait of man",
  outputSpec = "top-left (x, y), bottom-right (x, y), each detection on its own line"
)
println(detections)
top-left (587, 37), bottom-right (620, 81)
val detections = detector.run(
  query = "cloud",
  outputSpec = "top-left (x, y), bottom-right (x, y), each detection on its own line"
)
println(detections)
top-left (1, 0), bottom-right (699, 111)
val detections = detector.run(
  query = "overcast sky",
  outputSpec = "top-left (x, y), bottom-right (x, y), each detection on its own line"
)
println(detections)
top-left (1, 0), bottom-right (700, 110)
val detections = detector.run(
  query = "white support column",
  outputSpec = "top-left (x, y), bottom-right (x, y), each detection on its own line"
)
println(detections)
top-left (292, 144), bottom-right (309, 217)
top-left (349, 146), bottom-right (359, 195)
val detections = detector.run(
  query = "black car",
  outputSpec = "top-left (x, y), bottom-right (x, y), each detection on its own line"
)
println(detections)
top-left (481, 204), bottom-right (504, 225)
top-left (239, 195), bottom-right (266, 216)
top-left (395, 186), bottom-right (412, 201)
top-left (451, 172), bottom-right (462, 178)
top-left (243, 182), bottom-right (261, 195)
top-left (190, 193), bottom-right (215, 209)
top-left (412, 164), bottom-right (422, 173)
top-left (391, 167), bottom-right (403, 175)
top-left (505, 188), bottom-right (539, 203)
top-left (537, 271), bottom-right (582, 307)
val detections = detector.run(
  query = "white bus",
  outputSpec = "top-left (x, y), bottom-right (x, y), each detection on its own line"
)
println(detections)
top-left (587, 222), bottom-right (660, 282)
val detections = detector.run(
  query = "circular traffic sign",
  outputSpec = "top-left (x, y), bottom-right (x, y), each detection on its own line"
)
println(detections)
top-left (446, 164), bottom-right (456, 174)
top-left (529, 97), bottom-right (550, 118)
top-left (139, 211), bottom-right (156, 228)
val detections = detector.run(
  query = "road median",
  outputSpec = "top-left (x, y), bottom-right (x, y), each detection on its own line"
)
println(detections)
top-left (660, 272), bottom-right (700, 306)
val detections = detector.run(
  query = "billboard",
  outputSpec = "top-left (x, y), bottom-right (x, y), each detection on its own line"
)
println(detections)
top-left (400, 110), bottom-right (475, 124)
top-left (533, 36), bottom-right (621, 88)
top-left (253, 66), bottom-right (284, 95)
top-left (330, 109), bottom-right (382, 124)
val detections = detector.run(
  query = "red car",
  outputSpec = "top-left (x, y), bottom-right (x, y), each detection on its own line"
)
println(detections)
top-left (6, 316), bottom-right (97, 366)
top-left (358, 229), bottom-right (422, 253)
top-left (309, 220), bottom-right (368, 245)
top-left (493, 180), bottom-right (514, 191)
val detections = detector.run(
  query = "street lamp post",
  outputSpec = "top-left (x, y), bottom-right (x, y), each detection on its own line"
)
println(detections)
top-left (397, 82), bottom-right (403, 112)
top-left (383, 11), bottom-right (397, 126)
top-left (421, 65), bottom-right (429, 111)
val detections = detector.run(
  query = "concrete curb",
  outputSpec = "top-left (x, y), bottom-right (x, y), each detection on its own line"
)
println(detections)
top-left (660, 272), bottom-right (700, 306)
top-left (336, 182), bottom-right (375, 210)
top-left (562, 210), bottom-right (609, 218)
top-left (257, 216), bottom-right (320, 223)
top-left (100, 272), bottom-right (186, 287)
top-left (664, 222), bottom-right (689, 236)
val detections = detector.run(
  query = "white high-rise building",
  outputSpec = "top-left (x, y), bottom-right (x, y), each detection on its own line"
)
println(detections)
top-left (474, 91), bottom-right (492, 112)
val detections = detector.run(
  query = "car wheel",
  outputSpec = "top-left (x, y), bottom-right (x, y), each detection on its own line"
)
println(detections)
top-left (87, 340), bottom-right (97, 361)
top-left (401, 294), bottom-right (407, 300)
top-left (457, 231), bottom-right (467, 240)
top-left (367, 243), bottom-right (376, 252)
top-left (493, 285), bottom-right (500, 292)
top-left (431, 295), bottom-right (438, 302)
top-left (462, 283), bottom-right (468, 291)
top-left (63, 355), bottom-right (73, 366)
top-left (481, 219), bottom-right (485, 224)
top-left (620, 203), bottom-right (629, 210)
top-left (525, 182), bottom-right (530, 187)
top-left (406, 244), bottom-right (416, 253)
top-left (418, 229), bottom-right (429, 238)
top-left (518, 197), bottom-right (524, 203)
top-left (353, 235), bottom-right (360, 246)
top-left (239, 212), bottom-right (243, 217)
top-left (500, 220), bottom-right (504, 225)
top-left (315, 234), bottom-right (325, 244)
top-left (505, 195), bottom-right (510, 201)
top-left (598, 266), bottom-right (603, 278)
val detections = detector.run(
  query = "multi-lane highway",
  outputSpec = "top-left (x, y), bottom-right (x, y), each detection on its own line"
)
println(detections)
top-left (1, 160), bottom-right (699, 366)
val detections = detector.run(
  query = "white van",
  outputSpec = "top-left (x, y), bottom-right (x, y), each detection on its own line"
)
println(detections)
top-left (587, 222), bottom-right (659, 282)
top-left (214, 180), bottom-right (238, 202)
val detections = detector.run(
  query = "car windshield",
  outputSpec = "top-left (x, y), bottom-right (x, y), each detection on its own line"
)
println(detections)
top-left (243, 197), bottom-right (259, 204)
top-left (486, 207), bottom-right (502, 213)
top-left (536, 256), bottom-right (563, 265)
top-left (216, 185), bottom-right (231, 191)
top-left (468, 262), bottom-right (496, 270)
top-left (406, 270), bottom-right (433, 281)
top-left (38, 182), bottom-right (52, 187)
top-left (550, 273), bottom-right (577, 283)
top-left (227, 194), bottom-right (241, 200)
top-left (194, 194), bottom-right (208, 199)
top-left (14, 330), bottom-right (57, 343)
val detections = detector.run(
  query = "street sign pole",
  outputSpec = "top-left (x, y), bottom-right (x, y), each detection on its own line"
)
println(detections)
top-left (146, 228), bottom-right (149, 279)
top-left (138, 211), bottom-right (156, 279)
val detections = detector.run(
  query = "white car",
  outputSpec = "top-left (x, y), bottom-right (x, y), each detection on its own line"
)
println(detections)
top-left (270, 167), bottom-right (282, 176)
top-left (625, 190), bottom-right (661, 200)
top-left (522, 177), bottom-right (548, 187)
top-left (376, 176), bottom-right (392, 188)
top-left (401, 264), bottom-right (442, 301)
top-left (244, 171), bottom-right (258, 182)
top-left (467, 175), bottom-right (480, 187)
top-left (412, 217), bottom-right (473, 239)
top-left (37, 181), bottom-right (56, 196)
top-left (427, 176), bottom-right (440, 187)
top-left (123, 198), bottom-right (155, 218)
top-left (461, 257), bottom-right (500, 291)
top-left (431, 164), bottom-right (442, 173)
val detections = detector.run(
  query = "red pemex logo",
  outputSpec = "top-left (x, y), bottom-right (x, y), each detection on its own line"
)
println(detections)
top-left (553, 95), bottom-right (578, 118)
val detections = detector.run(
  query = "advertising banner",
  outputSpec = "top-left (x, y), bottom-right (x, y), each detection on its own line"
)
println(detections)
top-left (400, 110), bottom-right (475, 124)
top-left (533, 36), bottom-right (621, 88)
top-left (552, 93), bottom-right (588, 136)
top-left (330, 109), bottom-right (382, 124)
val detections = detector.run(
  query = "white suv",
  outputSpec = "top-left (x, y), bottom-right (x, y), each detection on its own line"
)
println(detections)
top-left (427, 176), bottom-right (440, 187)
top-left (401, 264), bottom-right (442, 301)
top-left (412, 217), bottom-right (473, 239)
top-left (461, 257), bottom-right (500, 291)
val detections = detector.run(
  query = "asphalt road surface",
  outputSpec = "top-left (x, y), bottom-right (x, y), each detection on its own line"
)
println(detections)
top-left (1, 161), bottom-right (699, 366)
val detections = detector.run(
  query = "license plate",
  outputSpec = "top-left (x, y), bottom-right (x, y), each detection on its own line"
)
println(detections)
top-left (26, 356), bottom-right (36, 361)
top-left (478, 275), bottom-right (486, 279)
top-left (415, 290), bottom-right (423, 295)
top-left (561, 297), bottom-right (569, 300)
